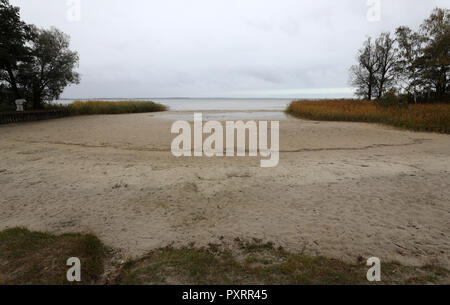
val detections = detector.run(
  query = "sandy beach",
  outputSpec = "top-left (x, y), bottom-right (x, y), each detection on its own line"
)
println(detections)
top-left (0, 111), bottom-right (449, 268)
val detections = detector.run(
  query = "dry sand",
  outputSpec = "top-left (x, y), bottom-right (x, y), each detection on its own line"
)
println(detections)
top-left (0, 111), bottom-right (449, 268)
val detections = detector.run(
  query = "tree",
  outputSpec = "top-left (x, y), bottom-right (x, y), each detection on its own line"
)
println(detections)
top-left (0, 0), bottom-right (33, 100)
top-left (374, 32), bottom-right (398, 99)
top-left (416, 8), bottom-right (449, 101)
top-left (18, 27), bottom-right (80, 108)
top-left (395, 8), bottom-right (449, 102)
top-left (395, 26), bottom-right (426, 102)
top-left (351, 7), bottom-right (449, 103)
top-left (349, 37), bottom-right (380, 100)
top-left (1, 0), bottom-right (80, 109)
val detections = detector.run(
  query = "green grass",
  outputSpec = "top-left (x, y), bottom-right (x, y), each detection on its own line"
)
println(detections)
top-left (118, 239), bottom-right (449, 285)
top-left (68, 100), bottom-right (167, 115)
top-left (1, 228), bottom-right (448, 285)
top-left (0, 228), bottom-right (108, 285)
top-left (287, 99), bottom-right (450, 133)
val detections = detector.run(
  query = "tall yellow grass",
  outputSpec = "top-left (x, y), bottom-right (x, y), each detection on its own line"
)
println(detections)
top-left (287, 99), bottom-right (450, 133)
top-left (69, 100), bottom-right (167, 115)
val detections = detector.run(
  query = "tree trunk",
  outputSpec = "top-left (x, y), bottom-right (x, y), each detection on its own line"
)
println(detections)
top-left (6, 65), bottom-right (21, 99)
top-left (32, 96), bottom-right (43, 109)
top-left (32, 86), bottom-right (43, 109)
top-left (377, 81), bottom-right (384, 99)
top-left (368, 75), bottom-right (373, 100)
top-left (377, 68), bottom-right (387, 100)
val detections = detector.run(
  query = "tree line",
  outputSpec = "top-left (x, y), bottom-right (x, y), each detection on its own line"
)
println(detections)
top-left (349, 7), bottom-right (449, 103)
top-left (0, 0), bottom-right (79, 109)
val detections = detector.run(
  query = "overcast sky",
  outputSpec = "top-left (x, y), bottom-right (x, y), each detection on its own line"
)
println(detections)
top-left (11, 0), bottom-right (449, 98)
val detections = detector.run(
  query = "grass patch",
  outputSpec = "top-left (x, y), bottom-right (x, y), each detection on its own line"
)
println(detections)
top-left (0, 228), bottom-right (108, 285)
top-left (118, 240), bottom-right (449, 285)
top-left (0, 100), bottom-right (167, 116)
top-left (1, 229), bottom-right (447, 285)
top-left (287, 99), bottom-right (450, 133)
top-left (68, 100), bottom-right (167, 115)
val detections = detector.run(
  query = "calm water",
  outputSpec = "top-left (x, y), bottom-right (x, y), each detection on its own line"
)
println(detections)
top-left (55, 98), bottom-right (293, 111)
top-left (156, 111), bottom-right (287, 121)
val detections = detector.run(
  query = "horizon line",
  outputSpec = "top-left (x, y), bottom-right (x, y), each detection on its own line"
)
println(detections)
top-left (58, 96), bottom-right (354, 100)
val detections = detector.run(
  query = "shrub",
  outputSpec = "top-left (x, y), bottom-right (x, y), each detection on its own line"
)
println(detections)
top-left (376, 90), bottom-right (409, 108)
top-left (68, 100), bottom-right (167, 115)
top-left (287, 99), bottom-right (450, 133)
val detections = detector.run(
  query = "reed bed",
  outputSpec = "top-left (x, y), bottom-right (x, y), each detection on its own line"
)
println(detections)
top-left (69, 100), bottom-right (167, 115)
top-left (287, 99), bottom-right (450, 133)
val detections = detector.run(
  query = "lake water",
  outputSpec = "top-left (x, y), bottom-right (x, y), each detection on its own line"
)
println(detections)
top-left (55, 98), bottom-right (293, 111)
top-left (156, 111), bottom-right (288, 121)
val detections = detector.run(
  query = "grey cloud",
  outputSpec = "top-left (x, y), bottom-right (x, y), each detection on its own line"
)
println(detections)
top-left (10, 0), bottom-right (449, 98)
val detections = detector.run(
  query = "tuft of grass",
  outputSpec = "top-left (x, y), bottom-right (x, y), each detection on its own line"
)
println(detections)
top-left (118, 240), bottom-right (449, 285)
top-left (68, 100), bottom-right (167, 115)
top-left (0, 228), bottom-right (108, 285)
top-left (235, 237), bottom-right (275, 252)
top-left (286, 99), bottom-right (450, 133)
